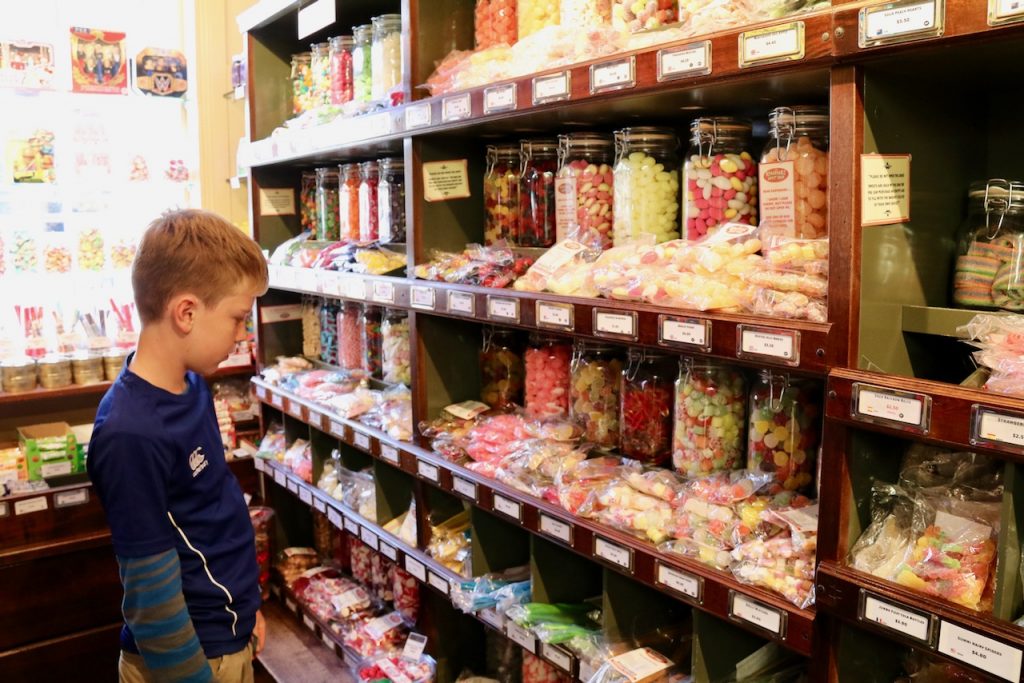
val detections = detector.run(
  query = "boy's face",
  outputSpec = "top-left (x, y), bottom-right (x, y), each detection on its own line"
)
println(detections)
top-left (186, 285), bottom-right (257, 375)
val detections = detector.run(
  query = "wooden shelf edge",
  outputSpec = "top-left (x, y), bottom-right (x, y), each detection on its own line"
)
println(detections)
top-left (0, 381), bottom-right (112, 406)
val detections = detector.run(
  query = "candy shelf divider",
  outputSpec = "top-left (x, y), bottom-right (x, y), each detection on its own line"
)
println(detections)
top-left (0, 381), bottom-right (113, 407)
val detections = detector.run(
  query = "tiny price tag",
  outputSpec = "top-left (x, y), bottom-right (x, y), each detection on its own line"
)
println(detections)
top-left (372, 281), bottom-right (396, 304)
top-left (483, 83), bottom-right (517, 114)
top-left (303, 614), bottom-right (316, 631)
top-left (442, 93), bottom-right (472, 122)
top-left (254, 457), bottom-right (266, 473)
top-left (287, 479), bottom-right (299, 495)
top-left (861, 594), bottom-right (933, 644)
top-left (417, 460), bottom-right (440, 482)
top-left (321, 633), bottom-right (336, 651)
top-left (344, 516), bottom-right (360, 534)
top-left (453, 476), bottom-right (478, 501)
top-left (274, 470), bottom-right (287, 487)
top-left (479, 607), bottom-right (504, 630)
top-left (656, 563), bottom-right (702, 603)
top-left (54, 488), bottom-right (90, 508)
top-left (971, 406), bottom-right (1024, 452)
top-left (360, 527), bottom-right (378, 550)
top-left (289, 401), bottom-right (304, 419)
top-left (328, 509), bottom-right (343, 528)
top-left (590, 56), bottom-right (635, 93)
top-left (42, 461), bottom-right (72, 478)
top-left (594, 309), bottom-right (637, 340)
top-left (657, 41), bottom-right (711, 81)
top-left (989, 0), bottom-right (1024, 24)
top-left (404, 102), bottom-right (432, 130)
top-left (730, 593), bottom-right (785, 636)
top-left (492, 494), bottom-right (522, 522)
top-left (609, 648), bottom-right (672, 682)
top-left (938, 621), bottom-right (1022, 681)
top-left (594, 537), bottom-right (633, 572)
top-left (405, 556), bottom-right (427, 582)
top-left (859, 0), bottom-right (943, 47)
top-left (270, 393), bottom-right (284, 409)
top-left (539, 513), bottom-right (573, 545)
top-left (353, 431), bottom-right (372, 451)
top-left (380, 542), bottom-right (398, 561)
top-left (542, 644), bottom-right (573, 673)
top-left (329, 421), bottom-right (346, 439)
top-left (448, 291), bottom-right (475, 316)
top-left (381, 444), bottom-right (400, 464)
top-left (299, 487), bottom-right (313, 505)
top-left (659, 315), bottom-right (711, 352)
top-left (411, 286), bottom-right (436, 310)
top-left (536, 301), bottom-right (574, 331)
top-left (739, 22), bottom-right (805, 67)
top-left (533, 71), bottom-right (570, 104)
top-left (428, 572), bottom-right (450, 595)
top-left (402, 633), bottom-right (429, 662)
top-left (14, 496), bottom-right (48, 515)
top-left (738, 325), bottom-right (799, 365)
top-left (285, 598), bottom-right (297, 613)
top-left (487, 296), bottom-right (520, 322)
top-left (314, 498), bottom-right (327, 513)
top-left (348, 278), bottom-right (368, 300)
top-left (852, 383), bottom-right (931, 433)
top-left (506, 621), bottom-right (537, 653)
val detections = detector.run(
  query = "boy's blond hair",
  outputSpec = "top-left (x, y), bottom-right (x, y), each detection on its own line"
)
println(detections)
top-left (132, 209), bottom-right (268, 324)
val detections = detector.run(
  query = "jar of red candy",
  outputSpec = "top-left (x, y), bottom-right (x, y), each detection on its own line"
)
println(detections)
top-left (378, 157), bottom-right (406, 243)
top-left (672, 358), bottom-right (746, 477)
top-left (748, 370), bottom-right (821, 492)
top-left (611, 0), bottom-right (676, 31)
top-left (760, 105), bottom-right (829, 241)
top-left (316, 167), bottom-right (340, 241)
top-left (619, 349), bottom-right (673, 465)
top-left (300, 170), bottom-right (318, 232)
top-left (484, 144), bottom-right (521, 245)
top-left (329, 35), bottom-right (355, 105)
top-left (480, 326), bottom-right (525, 409)
top-left (393, 566), bottom-right (420, 621)
top-left (370, 554), bottom-right (396, 601)
top-left (338, 301), bottom-right (365, 370)
top-left (524, 333), bottom-right (572, 418)
top-left (349, 535), bottom-right (373, 584)
top-left (362, 305), bottom-right (383, 377)
top-left (249, 506), bottom-right (275, 600)
top-left (570, 342), bottom-right (623, 447)
top-left (475, 0), bottom-right (518, 49)
top-left (555, 132), bottom-right (615, 247)
top-left (310, 41), bottom-right (331, 107)
top-left (359, 160), bottom-right (380, 242)
top-left (339, 162), bottom-right (362, 241)
top-left (683, 117), bottom-right (758, 241)
top-left (518, 138), bottom-right (558, 247)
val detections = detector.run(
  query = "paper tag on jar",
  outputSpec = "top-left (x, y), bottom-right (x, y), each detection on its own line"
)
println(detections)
top-left (758, 161), bottom-right (797, 233)
top-left (554, 178), bottom-right (577, 239)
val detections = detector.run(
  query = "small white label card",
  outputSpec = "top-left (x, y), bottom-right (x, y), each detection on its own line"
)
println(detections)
top-left (938, 621), bottom-right (1022, 681)
top-left (860, 593), bottom-right (933, 643)
top-left (348, 278), bottom-right (368, 300)
top-left (852, 383), bottom-right (931, 433)
top-left (314, 498), bottom-right (327, 513)
top-left (655, 562), bottom-right (703, 603)
top-left (539, 513), bottom-right (573, 545)
top-left (381, 444), bottom-right (401, 464)
top-left (299, 487), bottom-right (313, 505)
top-left (859, 0), bottom-right (943, 47)
top-left (372, 281), bottom-right (396, 304)
top-left (328, 509), bottom-right (343, 528)
top-left (303, 614), bottom-right (316, 631)
top-left (483, 83), bottom-right (517, 114)
top-left (541, 643), bottom-right (573, 673)
top-left (971, 406), bottom-right (1024, 452)
top-left (590, 56), bottom-right (636, 93)
top-left (254, 457), bottom-right (266, 473)
top-left (659, 315), bottom-right (711, 352)
top-left (417, 459), bottom-right (440, 483)
top-left (404, 102), bottom-right (432, 130)
top-left (730, 593), bottom-right (785, 636)
top-left (593, 536), bottom-right (633, 572)
top-left (380, 542), bottom-right (398, 562)
top-left (533, 71), bottom-right (571, 104)
top-left (487, 296), bottom-right (520, 322)
top-left (344, 516), bottom-right (360, 534)
top-left (297, 0), bottom-right (335, 38)
top-left (609, 648), bottom-right (672, 683)
top-left (506, 621), bottom-right (537, 653)
top-left (594, 309), bottom-right (637, 340)
top-left (15, 496), bottom-right (48, 515)
top-left (54, 488), bottom-right (90, 509)
top-left (405, 556), bottom-right (427, 582)
top-left (738, 325), bottom-right (800, 365)
top-left (289, 400), bottom-right (304, 419)
top-left (479, 607), bottom-right (504, 630)
top-left (739, 22), bottom-right (805, 68)
top-left (41, 461), bottom-right (72, 478)
top-left (411, 285), bottom-right (436, 310)
top-left (442, 93), bottom-right (472, 122)
top-left (448, 290), bottom-right (476, 316)
top-left (322, 632), bottom-right (337, 652)
top-left (861, 154), bottom-right (912, 226)
top-left (536, 301), bottom-right (574, 331)
top-left (360, 527), bottom-right (378, 551)
top-left (453, 476), bottom-right (478, 501)
top-left (329, 421), bottom-right (347, 439)
top-left (270, 393), bottom-right (284, 409)
top-left (274, 469), bottom-right (287, 487)
top-left (657, 41), bottom-right (711, 81)
top-left (428, 571), bottom-right (450, 595)
top-left (402, 633), bottom-right (429, 662)
top-left (287, 479), bottom-right (299, 495)
top-left (492, 493), bottom-right (522, 522)
top-left (353, 431), bottom-right (372, 451)
top-left (259, 188), bottom-right (296, 216)
top-left (989, 0), bottom-right (1024, 23)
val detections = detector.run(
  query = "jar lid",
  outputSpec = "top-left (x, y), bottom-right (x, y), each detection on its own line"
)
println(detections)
top-left (360, 160), bottom-right (379, 173)
top-left (616, 126), bottom-right (678, 143)
top-left (353, 24), bottom-right (373, 39)
top-left (689, 117), bottom-right (752, 136)
top-left (372, 14), bottom-right (402, 26)
top-left (70, 351), bottom-right (102, 362)
top-left (291, 52), bottom-right (312, 62)
top-left (38, 353), bottom-right (71, 365)
top-left (311, 41), bottom-right (330, 51)
top-left (104, 347), bottom-right (129, 359)
top-left (339, 162), bottom-right (362, 176)
top-left (317, 166), bottom-right (340, 178)
top-left (769, 105), bottom-right (829, 129)
top-left (968, 179), bottom-right (1024, 207)
top-left (488, 143), bottom-right (521, 161)
top-left (380, 157), bottom-right (404, 170)
top-left (329, 35), bottom-right (355, 48)
top-left (521, 138), bottom-right (558, 157)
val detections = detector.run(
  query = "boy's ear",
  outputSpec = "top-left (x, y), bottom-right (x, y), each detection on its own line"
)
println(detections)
top-left (168, 293), bottom-right (199, 335)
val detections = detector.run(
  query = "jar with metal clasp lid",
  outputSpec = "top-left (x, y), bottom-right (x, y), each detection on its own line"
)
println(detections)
top-left (619, 348), bottom-right (674, 465)
top-left (759, 105), bottom-right (829, 242)
top-left (952, 179), bottom-right (1024, 311)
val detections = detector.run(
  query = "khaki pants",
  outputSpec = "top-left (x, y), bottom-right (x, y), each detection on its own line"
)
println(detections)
top-left (119, 642), bottom-right (254, 683)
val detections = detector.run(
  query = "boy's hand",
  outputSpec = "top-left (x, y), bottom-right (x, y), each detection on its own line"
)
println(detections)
top-left (253, 610), bottom-right (266, 656)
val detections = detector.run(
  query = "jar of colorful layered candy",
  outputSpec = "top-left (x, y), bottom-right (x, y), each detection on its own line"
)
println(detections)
top-left (612, 127), bottom-right (680, 244)
top-left (315, 167), bottom-right (340, 241)
top-left (329, 35), bottom-right (355, 105)
top-left (352, 24), bottom-right (373, 103)
top-left (382, 309), bottom-right (411, 384)
top-left (339, 162), bottom-right (362, 241)
top-left (480, 327), bottom-right (525, 409)
top-left (760, 106), bottom-right (829, 241)
top-left (378, 157), bottom-right (406, 243)
top-left (371, 14), bottom-right (402, 101)
top-left (620, 349), bottom-right (674, 465)
top-left (475, 0), bottom-right (518, 48)
top-left (338, 301), bottom-right (365, 370)
top-left (359, 160), bottom-right (380, 242)
top-left (953, 179), bottom-right (1024, 311)
top-left (300, 170), bottom-right (318, 232)
top-left (363, 305), bottom-right (383, 377)
top-left (290, 52), bottom-right (312, 115)
top-left (683, 117), bottom-right (757, 241)
top-left (748, 370), bottom-right (822, 492)
top-left (310, 42), bottom-right (331, 107)
top-left (525, 333), bottom-right (572, 418)
top-left (570, 342), bottom-right (623, 447)
top-left (484, 144), bottom-right (521, 245)
top-left (555, 132), bottom-right (614, 247)
top-left (672, 358), bottom-right (746, 477)
top-left (518, 138), bottom-right (558, 247)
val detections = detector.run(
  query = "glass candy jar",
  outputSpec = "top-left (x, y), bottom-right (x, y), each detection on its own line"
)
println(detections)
top-left (339, 163), bottom-right (362, 241)
top-left (484, 144), bottom-right (521, 245)
top-left (300, 170), bottom-right (318, 232)
top-left (570, 342), bottom-right (623, 447)
top-left (619, 349), bottom-right (674, 465)
top-left (338, 301), bottom-right (365, 370)
top-left (371, 14), bottom-right (402, 101)
top-left (518, 138), bottom-right (558, 247)
top-left (672, 358), bottom-right (746, 477)
top-left (362, 305), bottom-right (384, 377)
top-left (310, 42), bottom-right (331, 107)
top-left (352, 24), bottom-right (373, 103)
top-left (524, 333), bottom-right (572, 418)
top-left (290, 52), bottom-right (312, 115)
top-left (759, 106), bottom-right (829, 241)
top-left (518, 0), bottom-right (559, 39)
top-left (382, 309), bottom-right (411, 385)
top-left (378, 158), bottom-right (406, 243)
top-left (612, 127), bottom-right (680, 244)
top-left (683, 117), bottom-right (757, 241)
top-left (952, 179), bottom-right (1024, 311)
top-left (315, 167), bottom-right (340, 241)
top-left (359, 160), bottom-right (380, 242)
top-left (748, 370), bottom-right (822, 492)
top-left (475, 0), bottom-right (518, 49)
top-left (329, 35), bottom-right (355, 105)
top-left (480, 327), bottom-right (525, 409)
top-left (555, 133), bottom-right (614, 247)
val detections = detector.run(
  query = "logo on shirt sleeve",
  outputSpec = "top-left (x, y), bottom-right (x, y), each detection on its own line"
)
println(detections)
top-left (189, 447), bottom-right (208, 478)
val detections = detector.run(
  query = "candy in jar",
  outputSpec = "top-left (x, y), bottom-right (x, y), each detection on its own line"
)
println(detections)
top-left (363, 305), bottom-right (383, 377)
top-left (612, 127), bottom-right (680, 244)
top-left (570, 342), bottom-right (623, 447)
top-left (484, 144), bottom-right (520, 245)
top-left (359, 160), bottom-right (380, 242)
top-left (338, 301), bottom-right (365, 370)
top-left (316, 167), bottom-right (340, 241)
top-left (378, 157), bottom-right (406, 243)
top-left (310, 41), bottom-right (331, 107)
top-left (555, 132), bottom-right (614, 248)
top-left (619, 350), bottom-right (674, 465)
top-left (320, 300), bottom-right (340, 364)
top-left (952, 179), bottom-right (1024, 311)
top-left (329, 35), bottom-right (355, 105)
top-left (382, 309), bottom-right (411, 384)
top-left (352, 24), bottom-right (373, 103)
top-left (561, 0), bottom-right (611, 26)
top-left (300, 170), bottom-right (318, 232)
top-left (759, 106), bottom-right (829, 241)
top-left (475, 0), bottom-right (518, 49)
top-left (524, 334), bottom-right (572, 418)
top-left (523, 651), bottom-right (569, 683)
top-left (672, 358), bottom-right (746, 477)
top-left (43, 234), bottom-right (72, 273)
top-left (393, 566), bottom-right (420, 621)
top-left (371, 14), bottom-right (402, 101)
top-left (11, 231), bottom-right (37, 272)
top-left (518, 138), bottom-right (558, 247)
top-left (518, 0), bottom-right (559, 39)
top-left (683, 117), bottom-right (758, 241)
top-left (78, 228), bottom-right (105, 271)
top-left (611, 0), bottom-right (676, 31)
top-left (480, 327), bottom-right (525, 409)
top-left (349, 535), bottom-right (373, 584)
top-left (747, 370), bottom-right (821, 492)
top-left (290, 52), bottom-right (313, 115)
top-left (340, 163), bottom-right (362, 241)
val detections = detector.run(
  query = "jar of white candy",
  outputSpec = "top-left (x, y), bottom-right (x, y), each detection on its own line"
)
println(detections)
top-left (612, 126), bottom-right (680, 245)
top-left (683, 117), bottom-right (757, 241)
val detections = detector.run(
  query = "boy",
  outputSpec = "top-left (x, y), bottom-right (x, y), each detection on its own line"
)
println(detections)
top-left (88, 209), bottom-right (269, 682)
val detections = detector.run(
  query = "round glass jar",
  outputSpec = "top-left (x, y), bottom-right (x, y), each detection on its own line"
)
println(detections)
top-left (569, 342), bottom-right (623, 447)
top-left (952, 179), bottom-right (1024, 311)
top-left (315, 167), bottom-right (340, 241)
top-left (747, 369), bottom-right (822, 492)
top-left (619, 349), bottom-right (674, 465)
top-left (683, 117), bottom-right (757, 241)
top-left (555, 132), bottom-right (614, 247)
top-left (378, 158), bottom-right (406, 243)
top-left (480, 327), bottom-right (525, 409)
top-left (483, 144), bottom-right (521, 245)
top-left (524, 333), bottom-right (572, 418)
top-left (672, 358), bottom-right (746, 477)
top-left (518, 138), bottom-right (558, 247)
top-left (612, 127), bottom-right (680, 244)
top-left (759, 106), bottom-right (829, 241)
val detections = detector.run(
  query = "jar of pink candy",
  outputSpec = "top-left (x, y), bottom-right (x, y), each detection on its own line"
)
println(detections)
top-left (555, 132), bottom-right (614, 248)
top-left (338, 300), bottom-right (365, 370)
top-left (524, 333), bottom-right (572, 418)
top-left (683, 117), bottom-right (758, 241)
top-left (759, 106), bottom-right (829, 241)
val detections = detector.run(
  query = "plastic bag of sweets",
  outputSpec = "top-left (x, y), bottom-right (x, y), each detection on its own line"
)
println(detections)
top-left (344, 611), bottom-right (410, 658)
top-left (371, 553), bottom-right (396, 602)
top-left (730, 504), bottom-right (818, 608)
top-left (393, 566), bottom-right (420, 622)
top-left (359, 653), bottom-right (437, 683)
top-left (747, 370), bottom-right (822, 493)
top-left (480, 327), bottom-right (525, 409)
top-left (495, 439), bottom-right (588, 501)
top-left (250, 506), bottom-right (276, 599)
top-left (555, 455), bottom-right (641, 515)
top-left (350, 535), bottom-right (374, 585)
top-left (276, 547), bottom-right (320, 587)
top-left (584, 479), bottom-right (675, 543)
top-left (672, 358), bottom-right (746, 478)
top-left (523, 651), bottom-right (571, 683)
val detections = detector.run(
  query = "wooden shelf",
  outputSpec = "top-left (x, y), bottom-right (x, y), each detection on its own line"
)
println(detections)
top-left (0, 381), bottom-right (112, 407)
top-left (207, 363), bottom-right (257, 381)
top-left (900, 304), bottom-right (1005, 338)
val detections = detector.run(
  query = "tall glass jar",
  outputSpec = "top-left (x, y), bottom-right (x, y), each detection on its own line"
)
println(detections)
top-left (619, 350), bottom-right (674, 465)
top-left (748, 370), bottom-right (821, 492)
top-left (339, 163), bottom-right (362, 241)
top-left (338, 301), bottom-right (364, 370)
top-left (561, 0), bottom-right (611, 26)
top-left (480, 327), bottom-right (525, 409)
top-left (611, 0), bottom-right (676, 31)
top-left (612, 127), bottom-right (680, 244)
top-left (359, 160), bottom-right (380, 242)
top-left (382, 309), bottom-right (411, 385)
top-left (672, 358), bottom-right (746, 478)
top-left (484, 144), bottom-right (521, 245)
top-left (952, 180), bottom-right (1024, 311)
top-left (475, 0), bottom-right (518, 49)
top-left (524, 333), bottom-right (572, 418)
top-left (300, 170), bottom-right (318, 232)
top-left (683, 117), bottom-right (757, 241)
top-left (315, 167), bottom-right (340, 241)
top-left (518, 138), bottom-right (558, 247)
top-left (329, 35), bottom-right (355, 105)
top-left (378, 158), bottom-right (406, 243)
top-left (555, 133), bottom-right (614, 247)
top-left (352, 24), bottom-right (373, 103)
top-left (363, 305), bottom-right (384, 377)
top-left (518, 0), bottom-right (559, 38)
top-left (371, 14), bottom-right (402, 101)
top-left (759, 106), bottom-right (829, 242)
top-left (310, 42), bottom-right (331, 107)
top-left (290, 52), bottom-right (313, 115)
top-left (570, 342), bottom-right (623, 447)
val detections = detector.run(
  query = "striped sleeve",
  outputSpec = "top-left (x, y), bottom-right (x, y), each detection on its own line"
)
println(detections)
top-left (119, 549), bottom-right (213, 683)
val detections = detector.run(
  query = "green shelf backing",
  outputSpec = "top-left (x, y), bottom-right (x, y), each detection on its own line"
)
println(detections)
top-left (530, 536), bottom-right (602, 606)
top-left (470, 507), bottom-right (530, 576)
top-left (690, 610), bottom-right (774, 683)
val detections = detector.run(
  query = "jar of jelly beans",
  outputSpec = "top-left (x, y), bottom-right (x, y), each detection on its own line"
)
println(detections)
top-left (672, 358), bottom-right (746, 477)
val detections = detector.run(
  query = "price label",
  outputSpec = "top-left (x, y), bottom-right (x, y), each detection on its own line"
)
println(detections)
top-left (657, 41), bottom-right (711, 81)
top-left (938, 622), bottom-right (1022, 681)
top-left (289, 401), bottom-right (304, 419)
top-left (853, 383), bottom-right (931, 433)
top-left (360, 527), bottom-right (378, 551)
top-left (861, 594), bottom-right (933, 643)
top-left (483, 83), bottom-right (517, 114)
top-left (506, 621), bottom-right (537, 653)
top-left (532, 71), bottom-right (570, 104)
top-left (594, 310), bottom-right (637, 340)
top-left (739, 22), bottom-right (805, 67)
top-left (303, 614), bottom-right (316, 632)
top-left (479, 607), bottom-right (504, 630)
top-left (372, 281), bottom-right (396, 304)
top-left (274, 470), bottom-right (287, 487)
top-left (14, 496), bottom-right (48, 515)
top-left (270, 393), bottom-right (284, 409)
top-left (659, 315), bottom-right (711, 351)
top-left (321, 633), bottom-right (336, 652)
top-left (41, 461), bottom-right (72, 478)
top-left (299, 488), bottom-right (313, 505)
top-left (487, 296), bottom-right (520, 322)
top-left (405, 556), bottom-right (427, 582)
top-left (442, 93), bottom-right (472, 122)
top-left (989, 0), bottom-right (1024, 23)
top-left (54, 488), bottom-right (90, 508)
top-left (859, 0), bottom-right (943, 47)
top-left (428, 572), bottom-right (450, 595)
top-left (536, 301), bottom-right (574, 331)
top-left (452, 476), bottom-right (478, 501)
top-left (417, 460), bottom-right (440, 483)
top-left (286, 598), bottom-right (298, 613)
top-left (404, 102), bottom-right (432, 130)
top-left (380, 542), bottom-right (398, 561)
top-left (344, 516), bottom-right (360, 535)
top-left (329, 421), bottom-right (346, 439)
top-left (448, 291), bottom-right (475, 316)
top-left (656, 563), bottom-right (702, 603)
top-left (254, 457), bottom-right (266, 473)
top-left (314, 498), bottom-right (327, 513)
top-left (730, 593), bottom-right (785, 636)
top-left (348, 278), bottom-right (367, 300)
top-left (411, 286), bottom-right (436, 310)
top-left (589, 56), bottom-right (635, 93)
top-left (353, 431), bottom-right (372, 451)
top-left (539, 514), bottom-right (573, 545)
top-left (287, 479), bottom-right (299, 495)
top-left (971, 406), bottom-right (1024, 453)
top-left (381, 444), bottom-right (401, 464)
top-left (328, 509), bottom-right (343, 528)
top-left (299, 269), bottom-right (318, 291)
top-left (403, 633), bottom-right (429, 662)
top-left (542, 644), bottom-right (573, 673)
top-left (593, 537), bottom-right (633, 572)
top-left (738, 326), bottom-right (799, 365)
top-left (492, 494), bottom-right (522, 522)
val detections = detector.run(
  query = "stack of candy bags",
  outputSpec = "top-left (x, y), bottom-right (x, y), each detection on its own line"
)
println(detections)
top-left (959, 313), bottom-right (1024, 397)
top-left (414, 242), bottom-right (534, 288)
top-left (269, 232), bottom-right (406, 276)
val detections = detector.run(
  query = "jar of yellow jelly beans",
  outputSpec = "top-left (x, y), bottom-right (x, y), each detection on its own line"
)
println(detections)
top-left (612, 126), bottom-right (680, 245)
top-left (747, 369), bottom-right (822, 492)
